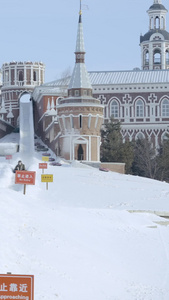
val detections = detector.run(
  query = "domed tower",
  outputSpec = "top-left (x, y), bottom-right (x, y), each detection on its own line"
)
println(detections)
top-left (57, 3), bottom-right (104, 161)
top-left (140, 0), bottom-right (169, 70)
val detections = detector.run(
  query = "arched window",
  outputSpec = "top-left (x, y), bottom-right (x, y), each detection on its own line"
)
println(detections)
top-left (79, 115), bottom-right (82, 128)
top-left (162, 99), bottom-right (169, 117)
top-left (166, 50), bottom-right (169, 65)
top-left (155, 16), bottom-right (160, 29)
top-left (144, 50), bottom-right (149, 65)
top-left (110, 100), bottom-right (119, 118)
top-left (154, 50), bottom-right (161, 64)
top-left (136, 132), bottom-right (145, 140)
top-left (33, 71), bottom-right (37, 81)
top-left (18, 71), bottom-right (23, 81)
top-left (136, 100), bottom-right (144, 117)
top-left (75, 90), bottom-right (79, 96)
top-left (161, 132), bottom-right (169, 142)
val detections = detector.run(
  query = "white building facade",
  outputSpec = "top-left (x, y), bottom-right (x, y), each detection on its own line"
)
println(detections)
top-left (33, 0), bottom-right (169, 153)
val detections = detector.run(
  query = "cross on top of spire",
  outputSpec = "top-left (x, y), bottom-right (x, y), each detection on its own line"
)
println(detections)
top-left (154, 0), bottom-right (162, 4)
top-left (80, 0), bottom-right (82, 14)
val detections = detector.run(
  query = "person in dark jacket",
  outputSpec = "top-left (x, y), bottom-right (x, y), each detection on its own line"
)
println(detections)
top-left (14, 160), bottom-right (25, 173)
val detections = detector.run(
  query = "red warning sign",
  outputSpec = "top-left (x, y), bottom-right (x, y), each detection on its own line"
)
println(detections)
top-left (39, 163), bottom-right (47, 169)
top-left (15, 171), bottom-right (36, 185)
top-left (0, 274), bottom-right (34, 300)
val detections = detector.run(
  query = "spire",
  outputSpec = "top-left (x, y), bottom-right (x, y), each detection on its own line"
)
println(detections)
top-left (68, 0), bottom-right (92, 91)
top-left (75, 0), bottom-right (85, 54)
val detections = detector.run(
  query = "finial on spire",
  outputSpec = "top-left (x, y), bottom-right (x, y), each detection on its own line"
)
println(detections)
top-left (154, 0), bottom-right (162, 3)
top-left (79, 0), bottom-right (82, 23)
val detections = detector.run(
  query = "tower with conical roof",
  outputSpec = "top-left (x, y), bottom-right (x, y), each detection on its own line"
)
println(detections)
top-left (140, 0), bottom-right (169, 70)
top-left (57, 2), bottom-right (104, 161)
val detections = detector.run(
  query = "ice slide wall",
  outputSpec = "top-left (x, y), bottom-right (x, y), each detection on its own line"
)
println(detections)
top-left (19, 94), bottom-right (34, 164)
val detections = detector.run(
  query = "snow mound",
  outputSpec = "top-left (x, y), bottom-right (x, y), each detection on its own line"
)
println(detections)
top-left (0, 149), bottom-right (169, 299)
top-left (70, 160), bottom-right (94, 168)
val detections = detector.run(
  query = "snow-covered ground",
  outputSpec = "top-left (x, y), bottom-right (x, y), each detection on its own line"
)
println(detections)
top-left (0, 138), bottom-right (169, 299)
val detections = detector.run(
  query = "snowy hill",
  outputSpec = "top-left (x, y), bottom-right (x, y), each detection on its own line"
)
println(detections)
top-left (0, 150), bottom-right (169, 300)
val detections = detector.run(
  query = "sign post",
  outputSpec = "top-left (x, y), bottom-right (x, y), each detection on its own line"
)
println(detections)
top-left (42, 156), bottom-right (49, 162)
top-left (5, 155), bottom-right (12, 163)
top-left (0, 274), bottom-right (34, 300)
top-left (39, 162), bottom-right (48, 174)
top-left (41, 174), bottom-right (53, 190)
top-left (15, 171), bottom-right (36, 195)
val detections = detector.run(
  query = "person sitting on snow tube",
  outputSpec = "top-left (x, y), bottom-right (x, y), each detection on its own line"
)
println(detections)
top-left (14, 160), bottom-right (25, 173)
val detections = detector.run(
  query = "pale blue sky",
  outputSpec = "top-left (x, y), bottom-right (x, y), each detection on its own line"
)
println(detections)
top-left (1, 0), bottom-right (168, 82)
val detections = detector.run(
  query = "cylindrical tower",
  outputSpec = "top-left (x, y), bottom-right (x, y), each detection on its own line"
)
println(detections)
top-left (57, 8), bottom-right (104, 162)
top-left (0, 61), bottom-right (45, 128)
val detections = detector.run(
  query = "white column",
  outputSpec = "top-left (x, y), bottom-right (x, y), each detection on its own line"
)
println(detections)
top-left (9, 65), bottom-right (11, 85)
top-left (149, 43), bottom-right (153, 70)
top-left (14, 65), bottom-right (17, 85)
top-left (161, 42), bottom-right (166, 69)
top-left (146, 105), bottom-right (148, 117)
top-left (157, 105), bottom-right (159, 118)
top-left (97, 136), bottom-right (101, 161)
top-left (155, 132), bottom-right (158, 149)
top-left (31, 65), bottom-right (33, 85)
top-left (38, 66), bottom-right (41, 85)
top-left (141, 46), bottom-right (144, 69)
top-left (69, 136), bottom-right (72, 160)
top-left (149, 17), bottom-right (151, 30)
top-left (24, 65), bottom-right (26, 85)
top-left (42, 66), bottom-right (45, 84)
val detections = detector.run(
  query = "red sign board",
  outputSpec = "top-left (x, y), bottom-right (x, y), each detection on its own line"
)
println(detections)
top-left (5, 155), bottom-right (12, 160)
top-left (15, 171), bottom-right (36, 185)
top-left (0, 274), bottom-right (34, 300)
top-left (39, 163), bottom-right (47, 169)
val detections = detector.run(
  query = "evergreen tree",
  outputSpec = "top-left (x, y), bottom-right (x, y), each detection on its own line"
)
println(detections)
top-left (100, 117), bottom-right (134, 173)
top-left (131, 137), bottom-right (158, 179)
top-left (156, 136), bottom-right (169, 181)
top-left (101, 117), bottom-right (122, 162)
top-left (120, 140), bottom-right (134, 174)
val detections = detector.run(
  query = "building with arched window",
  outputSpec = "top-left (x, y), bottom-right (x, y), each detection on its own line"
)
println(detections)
top-left (161, 98), bottom-right (169, 117)
top-left (1, 0), bottom-right (169, 159)
top-left (135, 99), bottom-right (144, 118)
top-left (31, 0), bottom-right (169, 155)
top-left (110, 100), bottom-right (119, 118)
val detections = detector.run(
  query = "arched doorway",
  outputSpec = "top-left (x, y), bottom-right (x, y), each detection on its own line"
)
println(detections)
top-left (73, 137), bottom-right (88, 161)
top-left (78, 144), bottom-right (83, 161)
